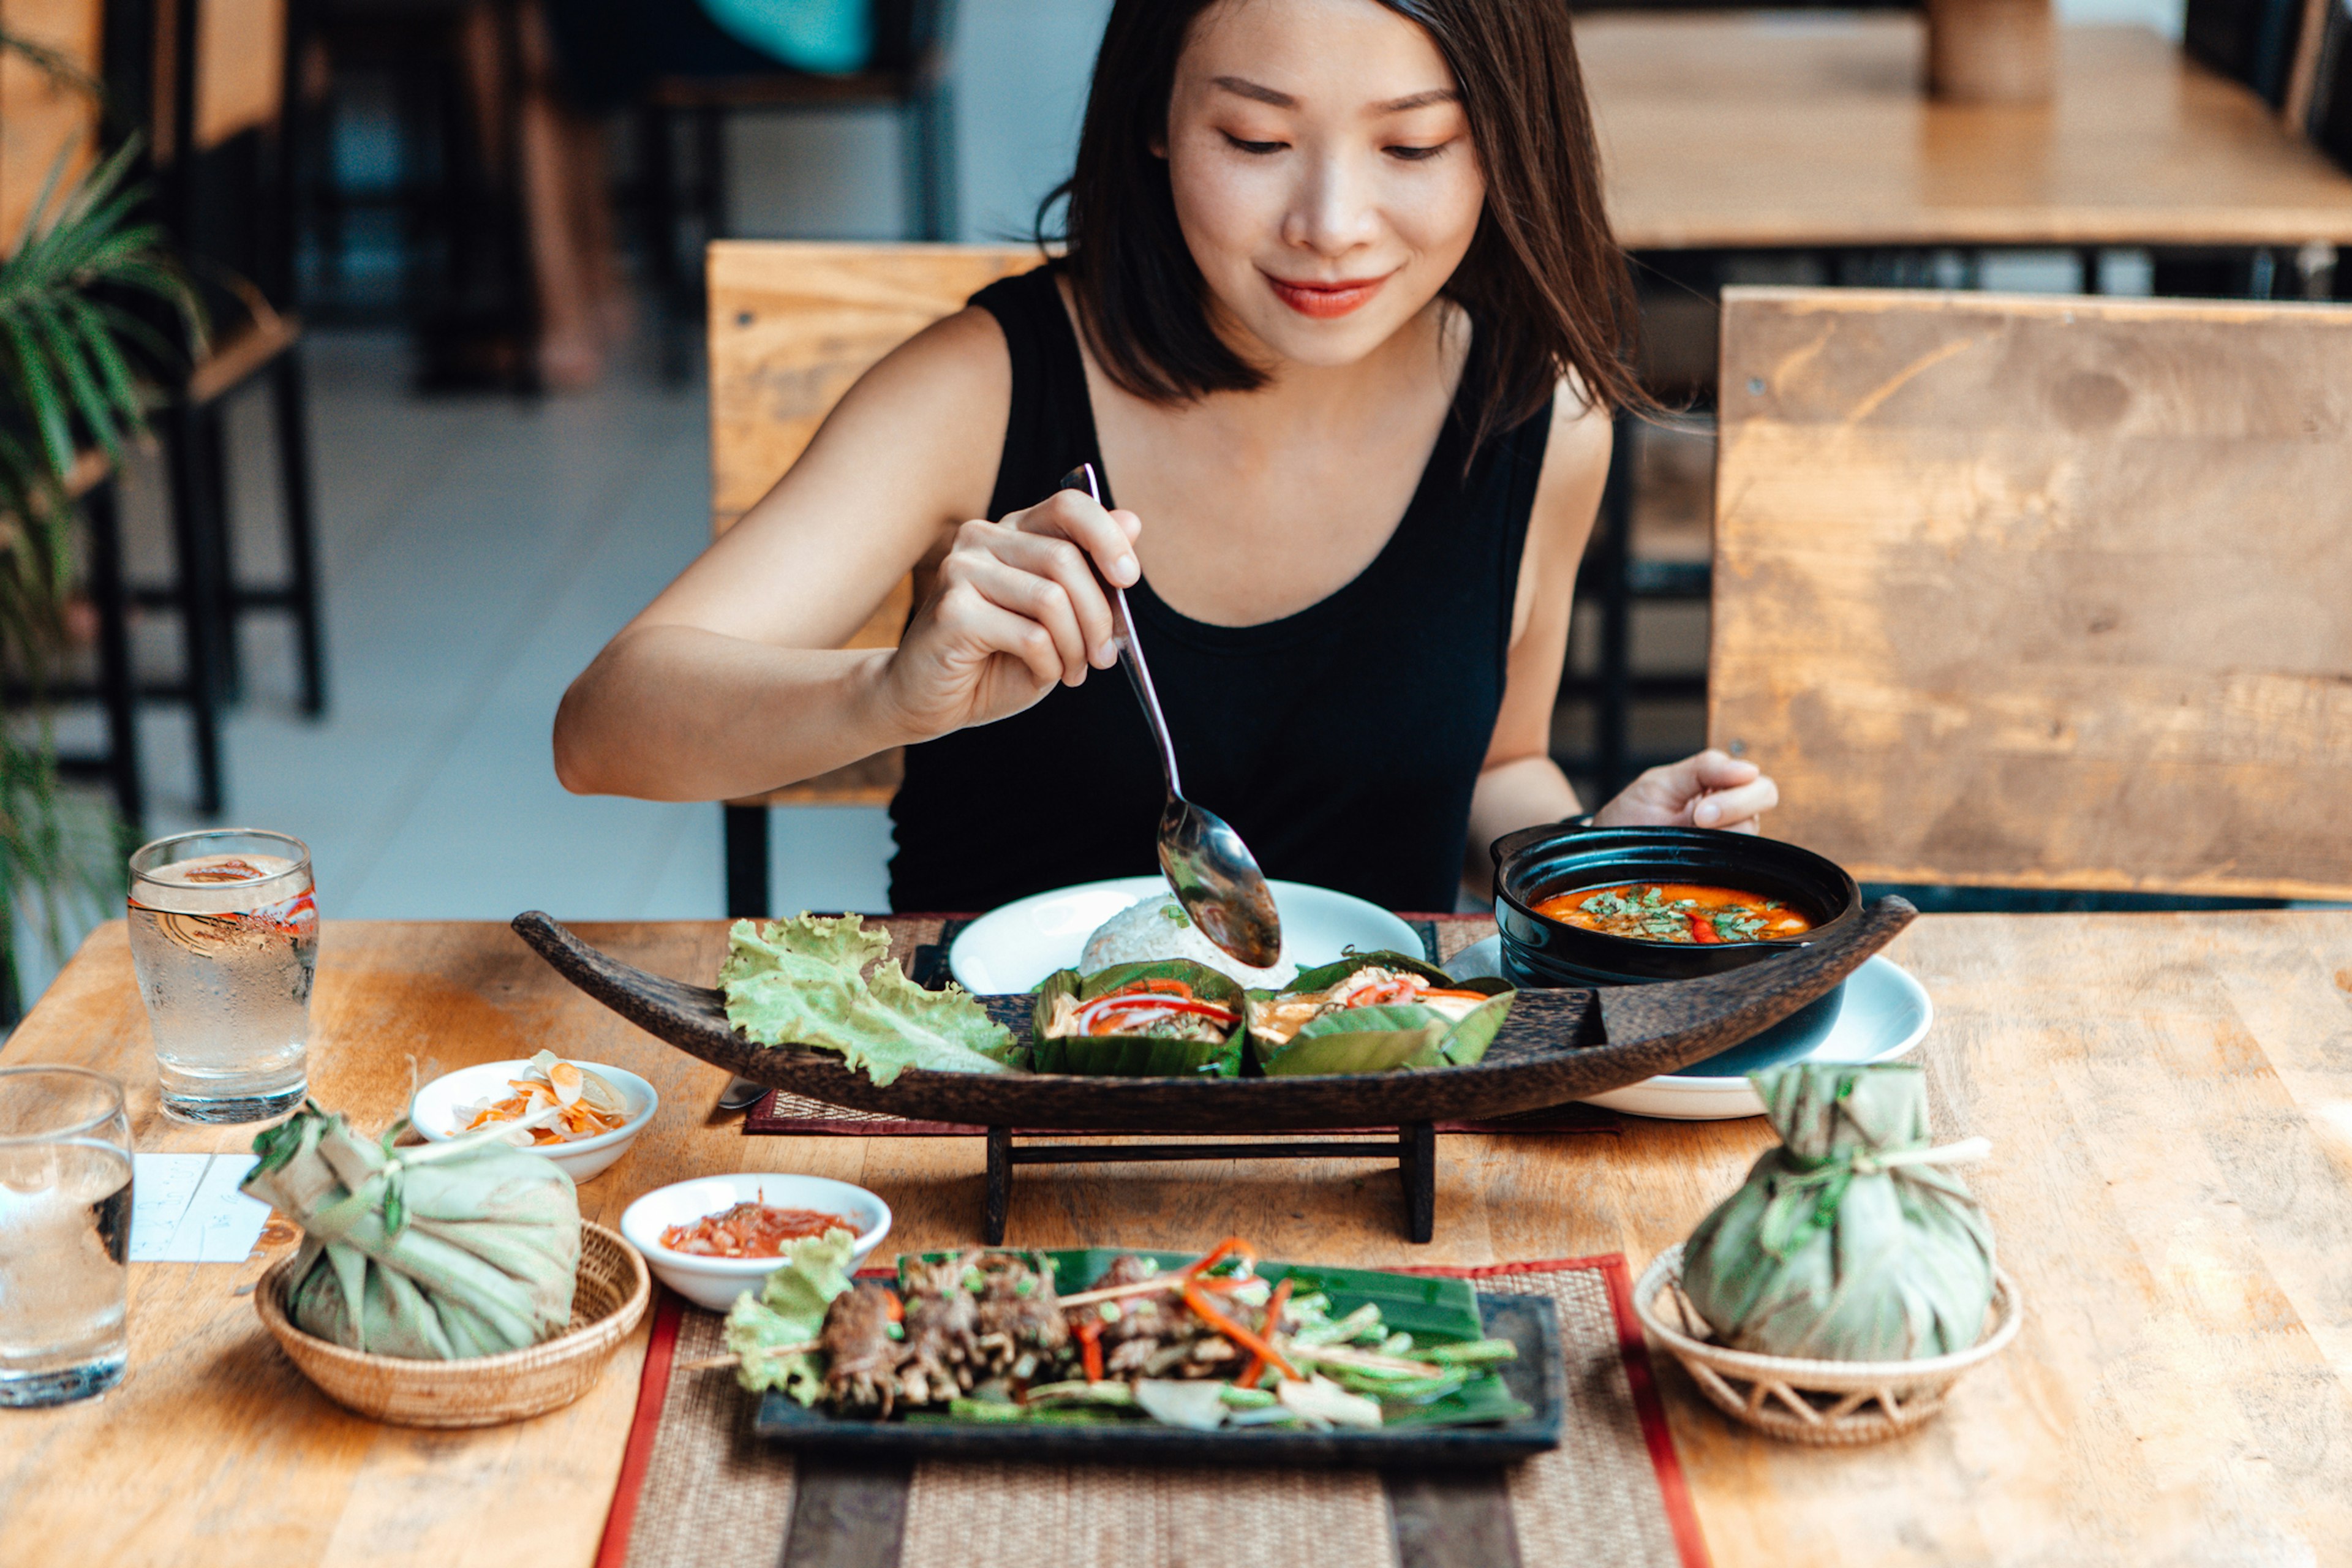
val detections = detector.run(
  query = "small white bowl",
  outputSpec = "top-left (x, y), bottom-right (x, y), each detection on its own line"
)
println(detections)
top-left (410, 1059), bottom-right (659, 1184)
top-left (617, 1173), bottom-right (892, 1313)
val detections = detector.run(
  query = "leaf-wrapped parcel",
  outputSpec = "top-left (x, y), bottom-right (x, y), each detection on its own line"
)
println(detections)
top-left (1032, 959), bottom-right (1246, 1077)
top-left (722, 914), bottom-right (1022, 1086)
top-left (1247, 950), bottom-right (1513, 1076)
top-left (241, 1103), bottom-right (580, 1360)
top-left (1680, 1063), bottom-right (1995, 1361)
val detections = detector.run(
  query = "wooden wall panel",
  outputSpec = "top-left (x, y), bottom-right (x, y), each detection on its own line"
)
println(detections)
top-left (0, 0), bottom-right (102, 254)
top-left (1709, 286), bottom-right (2352, 900)
top-left (193, 0), bottom-right (284, 149)
top-left (705, 241), bottom-right (1035, 805)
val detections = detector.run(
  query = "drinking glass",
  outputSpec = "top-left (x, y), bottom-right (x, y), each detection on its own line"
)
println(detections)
top-left (127, 829), bottom-right (318, 1123)
top-left (0, 1066), bottom-right (133, 1406)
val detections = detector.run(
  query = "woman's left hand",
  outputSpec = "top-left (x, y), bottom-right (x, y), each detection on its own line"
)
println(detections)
top-left (1593, 749), bottom-right (1779, 834)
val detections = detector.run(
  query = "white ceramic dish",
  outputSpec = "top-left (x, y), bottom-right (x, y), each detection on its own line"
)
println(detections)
top-left (1445, 938), bottom-right (1932, 1120)
top-left (410, 1059), bottom-right (658, 1183)
top-left (948, 875), bottom-right (1425, 993)
top-left (618, 1173), bottom-right (891, 1312)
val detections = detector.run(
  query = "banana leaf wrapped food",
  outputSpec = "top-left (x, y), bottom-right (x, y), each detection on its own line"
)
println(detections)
top-left (1246, 951), bottom-right (1514, 1076)
top-left (1680, 1063), bottom-right (1996, 1361)
top-left (1032, 960), bottom-right (1247, 1077)
top-left (241, 1102), bottom-right (581, 1360)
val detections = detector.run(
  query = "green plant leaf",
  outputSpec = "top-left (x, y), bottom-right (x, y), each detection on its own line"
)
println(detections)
top-left (26, 296), bottom-right (119, 461)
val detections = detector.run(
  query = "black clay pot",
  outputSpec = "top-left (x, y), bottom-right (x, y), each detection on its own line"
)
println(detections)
top-left (1488, 822), bottom-right (1863, 1077)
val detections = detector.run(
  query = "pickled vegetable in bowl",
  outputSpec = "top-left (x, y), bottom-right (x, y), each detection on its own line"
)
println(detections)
top-left (459, 1050), bottom-right (632, 1144)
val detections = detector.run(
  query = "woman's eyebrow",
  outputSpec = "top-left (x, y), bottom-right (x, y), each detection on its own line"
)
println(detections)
top-left (1208, 77), bottom-right (1460, 115)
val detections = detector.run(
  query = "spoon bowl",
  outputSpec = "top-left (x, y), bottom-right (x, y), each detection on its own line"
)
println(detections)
top-left (1159, 797), bottom-right (1283, 968)
top-left (1059, 464), bottom-right (1283, 968)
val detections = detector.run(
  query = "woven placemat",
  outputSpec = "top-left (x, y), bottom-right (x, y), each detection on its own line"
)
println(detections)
top-left (594, 1257), bottom-right (1711, 1568)
top-left (741, 914), bottom-right (1621, 1139)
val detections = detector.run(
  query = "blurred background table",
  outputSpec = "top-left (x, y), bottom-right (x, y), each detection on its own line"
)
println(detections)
top-left (1565, 13), bottom-right (2352, 797)
top-left (1583, 14), bottom-right (2352, 254)
top-left (1, 911), bottom-right (2349, 1566)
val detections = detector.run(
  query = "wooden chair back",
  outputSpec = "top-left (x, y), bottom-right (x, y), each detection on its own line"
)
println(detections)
top-left (1708, 285), bottom-right (2352, 901)
top-left (1, 0), bottom-right (104, 253)
top-left (705, 239), bottom-right (1036, 805)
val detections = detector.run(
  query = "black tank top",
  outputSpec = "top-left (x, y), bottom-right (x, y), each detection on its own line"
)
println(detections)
top-left (887, 264), bottom-right (1553, 913)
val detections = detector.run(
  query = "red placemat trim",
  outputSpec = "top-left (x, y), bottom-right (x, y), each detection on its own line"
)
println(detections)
top-left (594, 1287), bottom-right (687, 1568)
top-left (592, 1253), bottom-right (1706, 1568)
top-left (1405, 1256), bottom-right (1709, 1568)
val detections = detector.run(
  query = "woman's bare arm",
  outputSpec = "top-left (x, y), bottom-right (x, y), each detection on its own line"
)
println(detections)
top-left (554, 306), bottom-right (1144, 802)
top-left (554, 308), bottom-right (1007, 799)
top-left (1461, 392), bottom-right (1608, 895)
top-left (1463, 400), bottom-right (1781, 899)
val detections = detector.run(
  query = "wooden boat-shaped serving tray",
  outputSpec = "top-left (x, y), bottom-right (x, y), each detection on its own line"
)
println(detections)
top-left (510, 897), bottom-right (1914, 1131)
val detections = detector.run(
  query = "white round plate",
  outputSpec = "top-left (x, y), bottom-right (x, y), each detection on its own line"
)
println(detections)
top-left (948, 876), bottom-right (1424, 993)
top-left (1445, 938), bottom-right (1932, 1120)
top-left (619, 1173), bottom-right (892, 1313)
top-left (410, 1058), bottom-right (658, 1183)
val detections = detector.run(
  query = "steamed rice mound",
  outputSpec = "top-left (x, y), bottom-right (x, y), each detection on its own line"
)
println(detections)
top-left (1079, 895), bottom-right (1294, 989)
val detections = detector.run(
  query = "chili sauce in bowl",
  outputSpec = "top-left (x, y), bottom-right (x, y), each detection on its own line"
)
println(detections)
top-left (1534, 883), bottom-right (1814, 946)
top-left (1488, 823), bottom-right (1861, 1074)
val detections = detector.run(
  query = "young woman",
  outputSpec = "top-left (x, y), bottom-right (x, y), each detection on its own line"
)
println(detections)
top-left (554, 0), bottom-right (1777, 913)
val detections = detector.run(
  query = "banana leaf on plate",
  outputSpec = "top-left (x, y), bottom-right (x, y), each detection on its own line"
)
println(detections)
top-left (1031, 959), bottom-right (1248, 1077)
top-left (1248, 951), bottom-right (1514, 1077)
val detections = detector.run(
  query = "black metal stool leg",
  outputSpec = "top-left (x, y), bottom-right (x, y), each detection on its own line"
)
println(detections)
top-left (268, 349), bottom-right (328, 715)
top-left (639, 105), bottom-right (688, 384)
top-left (162, 405), bottom-right (226, 816)
top-left (85, 479), bottom-right (144, 834)
top-left (195, 399), bottom-right (244, 704)
top-left (724, 803), bottom-right (771, 918)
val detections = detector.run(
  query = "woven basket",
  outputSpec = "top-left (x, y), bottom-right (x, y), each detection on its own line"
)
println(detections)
top-left (1633, 1242), bottom-right (2022, 1446)
top-left (255, 1220), bottom-right (651, 1428)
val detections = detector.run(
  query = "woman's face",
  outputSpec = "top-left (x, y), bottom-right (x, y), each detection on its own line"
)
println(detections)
top-left (1160, 0), bottom-right (1485, 372)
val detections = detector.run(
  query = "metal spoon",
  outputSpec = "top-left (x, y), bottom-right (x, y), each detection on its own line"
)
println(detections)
top-left (1057, 464), bottom-right (1282, 967)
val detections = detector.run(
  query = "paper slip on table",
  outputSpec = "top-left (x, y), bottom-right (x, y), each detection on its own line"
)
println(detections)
top-left (595, 1255), bottom-right (1706, 1568)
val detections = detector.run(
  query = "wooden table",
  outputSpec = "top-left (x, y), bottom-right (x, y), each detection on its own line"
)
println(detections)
top-left (4, 912), bottom-right (2350, 1566)
top-left (1581, 14), bottom-right (2352, 253)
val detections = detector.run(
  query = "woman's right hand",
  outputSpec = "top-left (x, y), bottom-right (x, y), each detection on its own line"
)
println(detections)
top-left (878, 488), bottom-right (1144, 741)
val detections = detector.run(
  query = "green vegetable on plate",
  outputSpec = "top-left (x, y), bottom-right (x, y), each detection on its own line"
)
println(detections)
top-left (720, 913), bottom-right (1022, 1086)
top-left (1246, 950), bottom-right (1513, 1077)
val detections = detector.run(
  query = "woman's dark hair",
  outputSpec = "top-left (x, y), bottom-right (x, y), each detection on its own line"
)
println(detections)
top-left (1043, 0), bottom-right (1646, 443)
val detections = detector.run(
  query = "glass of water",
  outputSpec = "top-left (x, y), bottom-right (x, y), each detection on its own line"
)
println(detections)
top-left (127, 829), bottom-right (318, 1123)
top-left (0, 1066), bottom-right (133, 1406)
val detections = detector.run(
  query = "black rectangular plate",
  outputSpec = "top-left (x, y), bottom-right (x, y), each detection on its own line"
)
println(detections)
top-left (752, 1292), bottom-right (1563, 1467)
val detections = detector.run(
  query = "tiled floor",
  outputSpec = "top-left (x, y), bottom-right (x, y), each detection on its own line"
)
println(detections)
top-left (24, 333), bottom-right (894, 1005)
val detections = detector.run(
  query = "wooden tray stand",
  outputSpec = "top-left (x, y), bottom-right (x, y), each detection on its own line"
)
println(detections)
top-left (982, 1123), bottom-right (1437, 1245)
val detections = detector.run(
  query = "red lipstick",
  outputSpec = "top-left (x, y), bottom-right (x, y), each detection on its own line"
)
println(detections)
top-left (1264, 272), bottom-right (1389, 318)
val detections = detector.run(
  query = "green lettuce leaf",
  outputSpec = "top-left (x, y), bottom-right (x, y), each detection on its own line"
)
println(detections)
top-left (725, 1227), bottom-right (860, 1403)
top-left (720, 915), bottom-right (1019, 1087)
